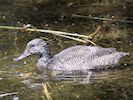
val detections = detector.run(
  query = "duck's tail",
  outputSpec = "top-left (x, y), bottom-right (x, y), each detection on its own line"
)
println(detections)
top-left (90, 52), bottom-right (129, 69)
top-left (118, 52), bottom-right (129, 58)
top-left (110, 52), bottom-right (129, 68)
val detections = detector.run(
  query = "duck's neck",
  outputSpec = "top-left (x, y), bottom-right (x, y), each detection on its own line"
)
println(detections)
top-left (37, 52), bottom-right (52, 71)
top-left (39, 52), bottom-right (52, 60)
top-left (39, 45), bottom-right (51, 59)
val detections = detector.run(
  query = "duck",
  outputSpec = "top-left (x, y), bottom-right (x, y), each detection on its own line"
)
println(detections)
top-left (14, 38), bottom-right (129, 83)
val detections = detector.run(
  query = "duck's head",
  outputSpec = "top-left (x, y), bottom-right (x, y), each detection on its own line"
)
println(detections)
top-left (14, 38), bottom-right (49, 61)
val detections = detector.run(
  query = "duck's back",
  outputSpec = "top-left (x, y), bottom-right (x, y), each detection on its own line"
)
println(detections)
top-left (53, 46), bottom-right (116, 60)
top-left (48, 46), bottom-right (117, 71)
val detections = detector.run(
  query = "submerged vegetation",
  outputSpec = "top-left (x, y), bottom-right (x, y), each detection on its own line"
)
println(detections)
top-left (0, 0), bottom-right (133, 100)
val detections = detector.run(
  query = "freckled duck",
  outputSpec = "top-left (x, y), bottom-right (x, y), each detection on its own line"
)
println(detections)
top-left (14, 38), bottom-right (129, 83)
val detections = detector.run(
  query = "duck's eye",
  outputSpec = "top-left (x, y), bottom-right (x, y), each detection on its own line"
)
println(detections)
top-left (31, 44), bottom-right (35, 47)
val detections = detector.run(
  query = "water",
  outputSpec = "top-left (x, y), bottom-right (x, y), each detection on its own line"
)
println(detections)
top-left (0, 1), bottom-right (133, 100)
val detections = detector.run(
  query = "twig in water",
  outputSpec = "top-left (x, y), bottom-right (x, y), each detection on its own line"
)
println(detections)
top-left (0, 26), bottom-right (91, 39)
top-left (0, 25), bottom-right (98, 45)
top-left (72, 14), bottom-right (133, 24)
top-left (0, 92), bottom-right (18, 97)
top-left (56, 34), bottom-right (88, 43)
top-left (89, 26), bottom-right (101, 39)
top-left (42, 82), bottom-right (53, 100)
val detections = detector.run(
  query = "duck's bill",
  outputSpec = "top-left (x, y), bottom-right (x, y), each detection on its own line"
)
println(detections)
top-left (14, 52), bottom-right (30, 61)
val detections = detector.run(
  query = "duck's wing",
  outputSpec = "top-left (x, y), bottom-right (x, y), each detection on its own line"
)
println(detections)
top-left (48, 46), bottom-right (99, 67)
top-left (86, 47), bottom-right (116, 60)
top-left (52, 46), bottom-right (116, 62)
top-left (48, 46), bottom-right (117, 71)
top-left (49, 52), bottom-right (128, 71)
top-left (54, 45), bottom-right (101, 59)
top-left (54, 46), bottom-right (116, 60)
top-left (49, 55), bottom-right (88, 71)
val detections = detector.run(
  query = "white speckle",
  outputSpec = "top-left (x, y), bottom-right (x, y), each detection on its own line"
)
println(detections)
top-left (24, 61), bottom-right (27, 65)
top-left (54, 21), bottom-right (58, 24)
top-left (45, 24), bottom-right (49, 27)
top-left (67, 2), bottom-right (73, 6)
top-left (124, 63), bottom-right (127, 66)
top-left (18, 73), bottom-right (24, 77)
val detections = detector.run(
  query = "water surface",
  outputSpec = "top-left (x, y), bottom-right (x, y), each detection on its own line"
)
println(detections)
top-left (0, 1), bottom-right (133, 100)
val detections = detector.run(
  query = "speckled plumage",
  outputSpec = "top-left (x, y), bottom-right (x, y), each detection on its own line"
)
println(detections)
top-left (14, 38), bottom-right (129, 83)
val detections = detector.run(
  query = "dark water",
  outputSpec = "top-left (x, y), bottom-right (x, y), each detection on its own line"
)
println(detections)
top-left (0, 1), bottom-right (133, 100)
